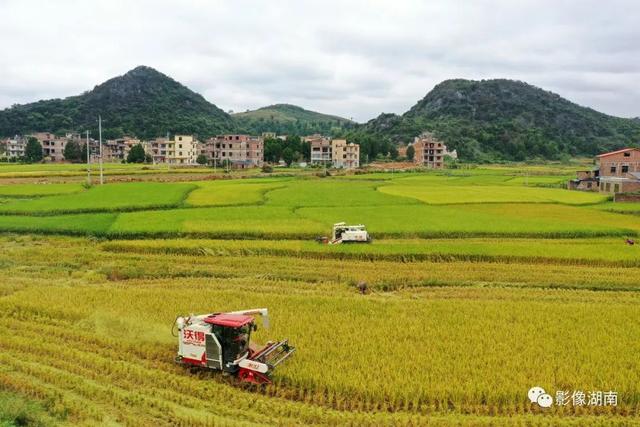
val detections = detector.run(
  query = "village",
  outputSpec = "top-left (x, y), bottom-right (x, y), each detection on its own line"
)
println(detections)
top-left (3, 129), bottom-right (639, 198)
top-left (0, 130), bottom-right (457, 171)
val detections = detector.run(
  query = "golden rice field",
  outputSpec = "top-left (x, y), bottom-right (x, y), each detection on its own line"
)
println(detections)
top-left (0, 165), bottom-right (639, 425)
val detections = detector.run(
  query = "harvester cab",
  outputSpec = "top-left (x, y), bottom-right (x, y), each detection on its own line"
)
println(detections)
top-left (174, 308), bottom-right (295, 384)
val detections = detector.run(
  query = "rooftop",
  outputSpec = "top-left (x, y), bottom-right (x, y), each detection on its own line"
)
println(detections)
top-left (203, 313), bottom-right (254, 328)
top-left (597, 147), bottom-right (640, 158)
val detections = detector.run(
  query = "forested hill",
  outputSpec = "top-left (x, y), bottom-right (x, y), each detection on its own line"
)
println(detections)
top-left (360, 79), bottom-right (640, 161)
top-left (0, 66), bottom-right (234, 139)
top-left (233, 104), bottom-right (354, 135)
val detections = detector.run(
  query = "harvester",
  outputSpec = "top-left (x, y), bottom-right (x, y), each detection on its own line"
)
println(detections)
top-left (174, 308), bottom-right (295, 384)
top-left (317, 222), bottom-right (372, 244)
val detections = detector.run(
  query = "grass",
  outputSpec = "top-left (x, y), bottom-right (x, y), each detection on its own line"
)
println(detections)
top-left (0, 172), bottom-right (633, 238)
top-left (186, 179), bottom-right (287, 207)
top-left (0, 235), bottom-right (639, 425)
top-left (379, 184), bottom-right (608, 204)
top-left (0, 183), bottom-right (84, 197)
top-left (0, 182), bottom-right (195, 215)
top-left (299, 203), bottom-right (640, 237)
top-left (592, 202), bottom-right (640, 214)
top-left (0, 213), bottom-right (116, 234)
top-left (0, 391), bottom-right (56, 426)
top-left (265, 179), bottom-right (418, 206)
top-left (101, 237), bottom-right (640, 266)
top-left (110, 206), bottom-right (325, 237)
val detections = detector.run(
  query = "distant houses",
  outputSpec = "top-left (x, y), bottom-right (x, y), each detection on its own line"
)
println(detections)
top-left (0, 129), bottom-right (464, 172)
top-left (408, 132), bottom-right (457, 169)
top-left (569, 147), bottom-right (640, 196)
top-left (199, 135), bottom-right (264, 168)
top-left (306, 135), bottom-right (360, 169)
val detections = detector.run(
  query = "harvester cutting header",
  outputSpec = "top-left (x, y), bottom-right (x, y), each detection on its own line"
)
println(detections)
top-left (174, 308), bottom-right (295, 384)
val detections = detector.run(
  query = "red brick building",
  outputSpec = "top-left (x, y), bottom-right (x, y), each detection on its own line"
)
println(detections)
top-left (597, 148), bottom-right (640, 194)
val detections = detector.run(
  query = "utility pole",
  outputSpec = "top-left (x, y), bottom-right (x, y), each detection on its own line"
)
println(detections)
top-left (98, 115), bottom-right (104, 185)
top-left (86, 130), bottom-right (91, 186)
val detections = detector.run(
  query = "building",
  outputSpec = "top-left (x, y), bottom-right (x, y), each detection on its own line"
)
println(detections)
top-left (103, 137), bottom-right (144, 162)
top-left (308, 135), bottom-right (332, 165)
top-left (199, 134), bottom-right (264, 168)
top-left (4, 135), bottom-right (27, 158)
top-left (307, 135), bottom-right (360, 169)
top-left (597, 148), bottom-right (640, 194)
top-left (411, 132), bottom-right (456, 169)
top-left (568, 169), bottom-right (599, 191)
top-left (150, 135), bottom-right (198, 165)
top-left (30, 132), bottom-right (70, 162)
top-left (331, 139), bottom-right (360, 169)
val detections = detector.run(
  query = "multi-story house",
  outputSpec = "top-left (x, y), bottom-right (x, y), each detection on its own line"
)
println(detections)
top-left (31, 132), bottom-right (69, 162)
top-left (4, 135), bottom-right (27, 158)
top-left (597, 148), bottom-right (640, 194)
top-left (103, 137), bottom-right (144, 162)
top-left (307, 135), bottom-right (360, 169)
top-left (331, 139), bottom-right (360, 169)
top-left (411, 132), bottom-right (456, 169)
top-left (307, 135), bottom-right (332, 165)
top-left (150, 135), bottom-right (198, 165)
top-left (200, 135), bottom-right (264, 168)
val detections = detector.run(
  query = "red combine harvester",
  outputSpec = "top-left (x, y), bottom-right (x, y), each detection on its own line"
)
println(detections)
top-left (174, 308), bottom-right (295, 384)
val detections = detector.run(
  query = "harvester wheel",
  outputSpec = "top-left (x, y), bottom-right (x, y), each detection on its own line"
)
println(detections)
top-left (238, 368), bottom-right (272, 385)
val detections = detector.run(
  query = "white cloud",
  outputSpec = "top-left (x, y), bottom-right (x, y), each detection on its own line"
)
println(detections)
top-left (0, 0), bottom-right (638, 121)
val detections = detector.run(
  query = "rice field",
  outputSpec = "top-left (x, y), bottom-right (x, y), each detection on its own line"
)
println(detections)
top-left (0, 166), bottom-right (638, 425)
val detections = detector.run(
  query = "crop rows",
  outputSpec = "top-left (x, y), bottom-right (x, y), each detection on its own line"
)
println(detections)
top-left (1, 236), bottom-right (640, 425)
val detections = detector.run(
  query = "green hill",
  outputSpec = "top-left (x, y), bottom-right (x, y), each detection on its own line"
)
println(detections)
top-left (233, 104), bottom-right (353, 135)
top-left (360, 79), bottom-right (640, 161)
top-left (0, 66), bottom-right (233, 139)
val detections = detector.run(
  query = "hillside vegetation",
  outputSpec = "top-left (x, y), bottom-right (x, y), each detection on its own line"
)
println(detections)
top-left (360, 79), bottom-right (640, 161)
top-left (233, 103), bottom-right (353, 135)
top-left (0, 66), bottom-right (233, 139)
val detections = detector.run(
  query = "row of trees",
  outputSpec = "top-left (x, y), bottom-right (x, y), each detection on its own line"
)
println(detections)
top-left (264, 135), bottom-right (310, 166)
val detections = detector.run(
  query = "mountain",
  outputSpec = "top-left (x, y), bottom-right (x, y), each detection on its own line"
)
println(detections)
top-left (361, 79), bottom-right (640, 161)
top-left (233, 104), bottom-right (353, 136)
top-left (0, 66), bottom-right (233, 139)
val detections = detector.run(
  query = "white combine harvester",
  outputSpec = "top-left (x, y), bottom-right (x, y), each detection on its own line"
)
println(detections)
top-left (317, 222), bottom-right (372, 245)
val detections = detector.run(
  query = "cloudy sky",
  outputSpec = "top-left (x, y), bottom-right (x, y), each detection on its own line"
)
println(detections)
top-left (0, 0), bottom-right (638, 122)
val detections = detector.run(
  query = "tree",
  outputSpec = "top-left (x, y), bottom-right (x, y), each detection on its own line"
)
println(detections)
top-left (389, 145), bottom-right (399, 160)
top-left (264, 137), bottom-right (283, 163)
top-left (196, 154), bottom-right (208, 165)
top-left (282, 147), bottom-right (296, 166)
top-left (24, 137), bottom-right (43, 163)
top-left (63, 141), bottom-right (82, 162)
top-left (127, 144), bottom-right (146, 163)
top-left (406, 145), bottom-right (415, 161)
top-left (80, 143), bottom-right (88, 162)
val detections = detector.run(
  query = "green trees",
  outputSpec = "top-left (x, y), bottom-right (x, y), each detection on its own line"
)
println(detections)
top-left (406, 145), bottom-right (415, 160)
top-left (264, 135), bottom-right (306, 166)
top-left (196, 154), bottom-right (208, 165)
top-left (63, 141), bottom-right (83, 162)
top-left (282, 148), bottom-right (296, 166)
top-left (126, 144), bottom-right (146, 163)
top-left (24, 137), bottom-right (43, 163)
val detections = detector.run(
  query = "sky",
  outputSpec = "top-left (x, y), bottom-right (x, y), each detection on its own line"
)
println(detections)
top-left (0, 0), bottom-right (639, 123)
